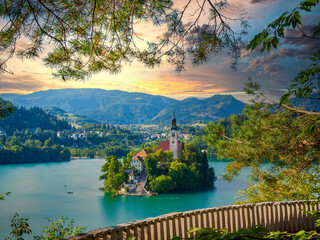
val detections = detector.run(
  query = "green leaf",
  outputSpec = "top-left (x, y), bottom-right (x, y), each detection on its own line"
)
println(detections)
top-left (187, 227), bottom-right (201, 234)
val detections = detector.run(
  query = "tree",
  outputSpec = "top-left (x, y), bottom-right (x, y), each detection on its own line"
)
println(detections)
top-left (6, 213), bottom-right (85, 240)
top-left (206, 0), bottom-right (320, 203)
top-left (155, 149), bottom-right (167, 164)
top-left (44, 137), bottom-right (53, 147)
top-left (144, 153), bottom-right (159, 177)
top-left (6, 213), bottom-right (32, 240)
top-left (100, 155), bottom-right (126, 193)
top-left (149, 175), bottom-right (173, 193)
top-left (168, 160), bottom-right (198, 191)
top-left (0, 99), bottom-right (15, 119)
top-left (0, 0), bottom-right (247, 80)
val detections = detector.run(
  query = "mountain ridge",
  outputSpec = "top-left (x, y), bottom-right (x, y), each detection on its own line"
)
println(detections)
top-left (1, 88), bottom-right (246, 124)
top-left (152, 94), bottom-right (246, 124)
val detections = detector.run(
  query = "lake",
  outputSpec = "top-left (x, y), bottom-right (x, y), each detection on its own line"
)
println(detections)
top-left (0, 159), bottom-right (249, 239)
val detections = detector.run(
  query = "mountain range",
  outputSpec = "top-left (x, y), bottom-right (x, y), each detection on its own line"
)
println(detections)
top-left (152, 95), bottom-right (245, 124)
top-left (1, 88), bottom-right (245, 125)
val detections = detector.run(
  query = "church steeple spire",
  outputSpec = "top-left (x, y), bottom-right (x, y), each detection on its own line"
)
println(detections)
top-left (171, 108), bottom-right (177, 130)
top-left (169, 108), bottom-right (179, 159)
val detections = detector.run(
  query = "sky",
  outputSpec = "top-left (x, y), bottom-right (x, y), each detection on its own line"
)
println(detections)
top-left (0, 0), bottom-right (319, 103)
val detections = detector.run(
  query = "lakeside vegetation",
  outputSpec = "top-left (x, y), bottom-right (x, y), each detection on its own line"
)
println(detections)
top-left (0, 107), bottom-right (143, 164)
top-left (0, 104), bottom-right (234, 165)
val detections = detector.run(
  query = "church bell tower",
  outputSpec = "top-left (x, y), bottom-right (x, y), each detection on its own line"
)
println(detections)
top-left (169, 108), bottom-right (179, 159)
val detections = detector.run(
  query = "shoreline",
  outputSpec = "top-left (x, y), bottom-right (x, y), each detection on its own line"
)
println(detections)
top-left (71, 156), bottom-right (105, 160)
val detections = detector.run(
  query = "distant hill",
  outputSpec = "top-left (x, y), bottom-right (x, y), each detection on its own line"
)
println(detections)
top-left (152, 95), bottom-right (245, 124)
top-left (1, 89), bottom-right (248, 125)
top-left (44, 106), bottom-right (100, 127)
top-left (1, 89), bottom-right (178, 124)
top-left (0, 106), bottom-right (71, 134)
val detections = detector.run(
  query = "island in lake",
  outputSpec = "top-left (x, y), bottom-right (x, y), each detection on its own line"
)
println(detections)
top-left (100, 110), bottom-right (216, 195)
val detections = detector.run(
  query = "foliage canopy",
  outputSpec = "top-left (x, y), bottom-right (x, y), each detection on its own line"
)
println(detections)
top-left (0, 0), bottom-right (246, 79)
top-left (206, 0), bottom-right (320, 203)
top-left (145, 142), bottom-right (216, 193)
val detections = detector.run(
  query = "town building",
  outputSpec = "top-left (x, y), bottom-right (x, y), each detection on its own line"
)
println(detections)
top-left (136, 149), bottom-right (150, 158)
top-left (130, 154), bottom-right (145, 172)
top-left (57, 130), bottom-right (69, 139)
top-left (129, 170), bottom-right (135, 181)
top-left (156, 109), bottom-right (180, 159)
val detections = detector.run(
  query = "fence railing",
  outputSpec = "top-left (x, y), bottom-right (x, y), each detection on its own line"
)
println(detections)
top-left (66, 200), bottom-right (320, 240)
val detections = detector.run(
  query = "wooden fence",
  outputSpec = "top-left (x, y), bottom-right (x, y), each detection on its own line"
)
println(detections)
top-left (66, 200), bottom-right (320, 240)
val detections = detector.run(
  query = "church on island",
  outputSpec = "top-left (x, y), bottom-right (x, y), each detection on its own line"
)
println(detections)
top-left (156, 109), bottom-right (180, 159)
top-left (129, 109), bottom-right (181, 173)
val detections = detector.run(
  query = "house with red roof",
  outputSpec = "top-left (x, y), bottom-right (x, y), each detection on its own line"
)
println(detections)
top-left (130, 149), bottom-right (149, 172)
top-left (136, 149), bottom-right (150, 158)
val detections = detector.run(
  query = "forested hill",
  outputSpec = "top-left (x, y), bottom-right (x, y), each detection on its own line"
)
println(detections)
top-left (0, 106), bottom-right (71, 134)
top-left (1, 88), bottom-right (178, 124)
top-left (44, 106), bottom-right (100, 127)
top-left (152, 95), bottom-right (245, 124)
top-left (1, 89), bottom-right (247, 125)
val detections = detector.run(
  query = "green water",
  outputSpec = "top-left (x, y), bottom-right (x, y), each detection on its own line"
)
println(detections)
top-left (0, 159), bottom-right (249, 239)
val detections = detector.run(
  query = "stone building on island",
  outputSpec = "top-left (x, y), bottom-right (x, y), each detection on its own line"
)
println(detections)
top-left (130, 149), bottom-right (150, 172)
top-left (156, 109), bottom-right (180, 159)
top-left (130, 155), bottom-right (145, 172)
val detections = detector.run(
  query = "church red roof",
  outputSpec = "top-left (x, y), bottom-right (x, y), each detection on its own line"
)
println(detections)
top-left (156, 140), bottom-right (180, 151)
top-left (156, 140), bottom-right (170, 151)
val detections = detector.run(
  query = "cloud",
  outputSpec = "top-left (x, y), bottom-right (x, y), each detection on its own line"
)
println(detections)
top-left (243, 53), bottom-right (277, 72)
top-left (243, 26), bottom-right (320, 73)
top-left (222, 2), bottom-right (248, 19)
top-left (250, 0), bottom-right (276, 4)
top-left (218, 58), bottom-right (233, 69)
top-left (263, 64), bottom-right (284, 77)
top-left (0, 74), bottom-right (52, 94)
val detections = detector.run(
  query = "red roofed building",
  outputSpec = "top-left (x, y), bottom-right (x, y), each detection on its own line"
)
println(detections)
top-left (130, 155), bottom-right (145, 172)
top-left (130, 149), bottom-right (150, 172)
top-left (136, 149), bottom-right (150, 158)
top-left (156, 140), bottom-right (181, 152)
top-left (129, 170), bottom-right (135, 181)
top-left (156, 140), bottom-right (170, 151)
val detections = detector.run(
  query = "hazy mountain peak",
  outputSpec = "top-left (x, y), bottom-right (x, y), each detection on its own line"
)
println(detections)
top-left (1, 89), bottom-right (245, 125)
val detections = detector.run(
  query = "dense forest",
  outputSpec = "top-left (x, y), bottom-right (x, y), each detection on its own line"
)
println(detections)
top-left (0, 106), bottom-right (71, 135)
top-left (0, 105), bottom-right (143, 164)
top-left (68, 123), bottom-right (142, 158)
top-left (0, 140), bottom-right (70, 164)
